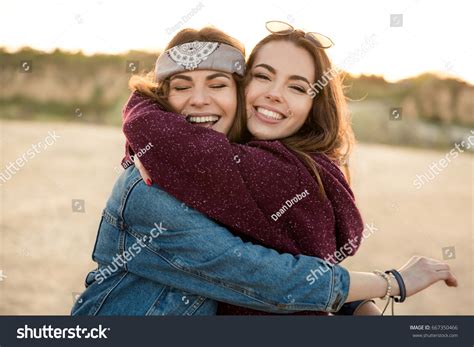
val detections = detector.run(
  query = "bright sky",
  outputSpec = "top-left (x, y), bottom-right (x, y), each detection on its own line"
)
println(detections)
top-left (1, 0), bottom-right (472, 83)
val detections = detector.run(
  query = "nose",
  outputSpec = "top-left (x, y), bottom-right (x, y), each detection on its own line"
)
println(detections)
top-left (189, 88), bottom-right (211, 107)
top-left (265, 83), bottom-right (284, 104)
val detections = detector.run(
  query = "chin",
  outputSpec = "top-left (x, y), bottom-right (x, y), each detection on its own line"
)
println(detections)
top-left (211, 123), bottom-right (231, 135)
top-left (249, 129), bottom-right (275, 141)
top-left (248, 125), bottom-right (278, 141)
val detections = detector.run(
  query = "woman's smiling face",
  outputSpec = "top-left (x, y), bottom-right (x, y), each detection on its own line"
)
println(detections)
top-left (167, 69), bottom-right (237, 135)
top-left (245, 40), bottom-right (316, 140)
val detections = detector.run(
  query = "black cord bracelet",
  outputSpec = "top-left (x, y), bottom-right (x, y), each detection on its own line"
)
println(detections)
top-left (385, 269), bottom-right (406, 303)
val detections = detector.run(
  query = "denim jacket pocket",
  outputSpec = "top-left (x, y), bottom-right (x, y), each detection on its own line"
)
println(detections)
top-left (144, 287), bottom-right (211, 316)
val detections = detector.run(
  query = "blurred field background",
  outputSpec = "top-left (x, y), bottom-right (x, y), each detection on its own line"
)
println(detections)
top-left (0, 48), bottom-right (472, 315)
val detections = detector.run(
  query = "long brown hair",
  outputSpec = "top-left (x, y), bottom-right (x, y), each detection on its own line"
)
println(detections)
top-left (245, 32), bottom-right (355, 192)
top-left (129, 27), bottom-right (247, 143)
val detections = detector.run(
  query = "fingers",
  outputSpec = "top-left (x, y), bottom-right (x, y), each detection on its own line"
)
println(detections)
top-left (411, 256), bottom-right (450, 272)
top-left (133, 158), bottom-right (153, 186)
top-left (437, 270), bottom-right (458, 287)
top-left (133, 156), bottom-right (144, 170)
top-left (422, 258), bottom-right (457, 286)
top-left (141, 169), bottom-right (152, 186)
top-left (424, 258), bottom-right (455, 278)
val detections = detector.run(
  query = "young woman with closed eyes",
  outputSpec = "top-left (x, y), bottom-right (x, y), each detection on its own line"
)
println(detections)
top-left (72, 25), bottom-right (457, 316)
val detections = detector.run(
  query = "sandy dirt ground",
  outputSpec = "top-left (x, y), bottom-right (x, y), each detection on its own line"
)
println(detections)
top-left (0, 120), bottom-right (472, 315)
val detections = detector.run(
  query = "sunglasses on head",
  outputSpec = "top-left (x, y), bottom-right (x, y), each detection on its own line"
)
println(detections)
top-left (265, 20), bottom-right (334, 49)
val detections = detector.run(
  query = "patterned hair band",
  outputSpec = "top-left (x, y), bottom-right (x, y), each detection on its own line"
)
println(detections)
top-left (155, 41), bottom-right (245, 81)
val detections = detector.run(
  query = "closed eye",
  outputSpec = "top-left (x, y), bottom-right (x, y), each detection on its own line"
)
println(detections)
top-left (210, 84), bottom-right (228, 89)
top-left (172, 86), bottom-right (190, 91)
top-left (290, 85), bottom-right (306, 93)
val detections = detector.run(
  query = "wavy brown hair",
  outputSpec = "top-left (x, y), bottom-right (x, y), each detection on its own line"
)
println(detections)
top-left (128, 27), bottom-right (247, 143)
top-left (245, 32), bottom-right (355, 191)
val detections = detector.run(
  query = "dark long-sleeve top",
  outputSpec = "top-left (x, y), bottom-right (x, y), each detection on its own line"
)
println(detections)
top-left (122, 91), bottom-right (364, 315)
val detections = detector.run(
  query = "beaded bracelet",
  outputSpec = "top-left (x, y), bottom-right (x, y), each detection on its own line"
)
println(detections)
top-left (385, 269), bottom-right (407, 303)
top-left (373, 269), bottom-right (407, 316)
top-left (373, 270), bottom-right (392, 300)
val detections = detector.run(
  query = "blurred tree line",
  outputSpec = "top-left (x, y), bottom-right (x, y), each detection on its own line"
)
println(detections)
top-left (0, 47), bottom-right (157, 125)
top-left (344, 73), bottom-right (473, 149)
top-left (1, 47), bottom-right (473, 149)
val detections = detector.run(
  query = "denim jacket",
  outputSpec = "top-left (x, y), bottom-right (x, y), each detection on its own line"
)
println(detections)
top-left (72, 166), bottom-right (350, 315)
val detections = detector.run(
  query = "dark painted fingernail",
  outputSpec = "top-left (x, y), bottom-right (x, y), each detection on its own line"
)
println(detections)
top-left (146, 178), bottom-right (152, 186)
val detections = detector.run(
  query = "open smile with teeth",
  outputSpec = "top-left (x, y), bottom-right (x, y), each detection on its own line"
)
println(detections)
top-left (255, 107), bottom-right (286, 121)
top-left (186, 115), bottom-right (221, 127)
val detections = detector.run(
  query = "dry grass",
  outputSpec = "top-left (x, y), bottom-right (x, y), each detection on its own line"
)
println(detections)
top-left (0, 120), bottom-right (472, 315)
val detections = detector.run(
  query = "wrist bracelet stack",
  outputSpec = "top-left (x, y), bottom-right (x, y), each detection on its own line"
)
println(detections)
top-left (373, 269), bottom-right (407, 316)
top-left (385, 269), bottom-right (407, 303)
top-left (373, 270), bottom-right (392, 300)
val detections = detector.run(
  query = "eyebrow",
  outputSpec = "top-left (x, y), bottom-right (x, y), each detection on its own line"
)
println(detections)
top-left (206, 72), bottom-right (231, 80)
top-left (170, 75), bottom-right (192, 82)
top-left (169, 72), bottom-right (231, 82)
top-left (254, 63), bottom-right (312, 85)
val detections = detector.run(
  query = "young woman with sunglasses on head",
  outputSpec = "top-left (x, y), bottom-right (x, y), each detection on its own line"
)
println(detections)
top-left (125, 22), bottom-right (458, 315)
top-left (72, 24), bottom-right (457, 317)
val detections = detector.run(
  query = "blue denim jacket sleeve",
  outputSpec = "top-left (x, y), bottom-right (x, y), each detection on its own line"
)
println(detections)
top-left (106, 173), bottom-right (351, 314)
top-left (123, 221), bottom-right (350, 313)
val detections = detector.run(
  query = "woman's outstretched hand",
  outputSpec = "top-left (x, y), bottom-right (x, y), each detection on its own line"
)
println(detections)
top-left (396, 255), bottom-right (458, 298)
top-left (347, 256), bottom-right (458, 303)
